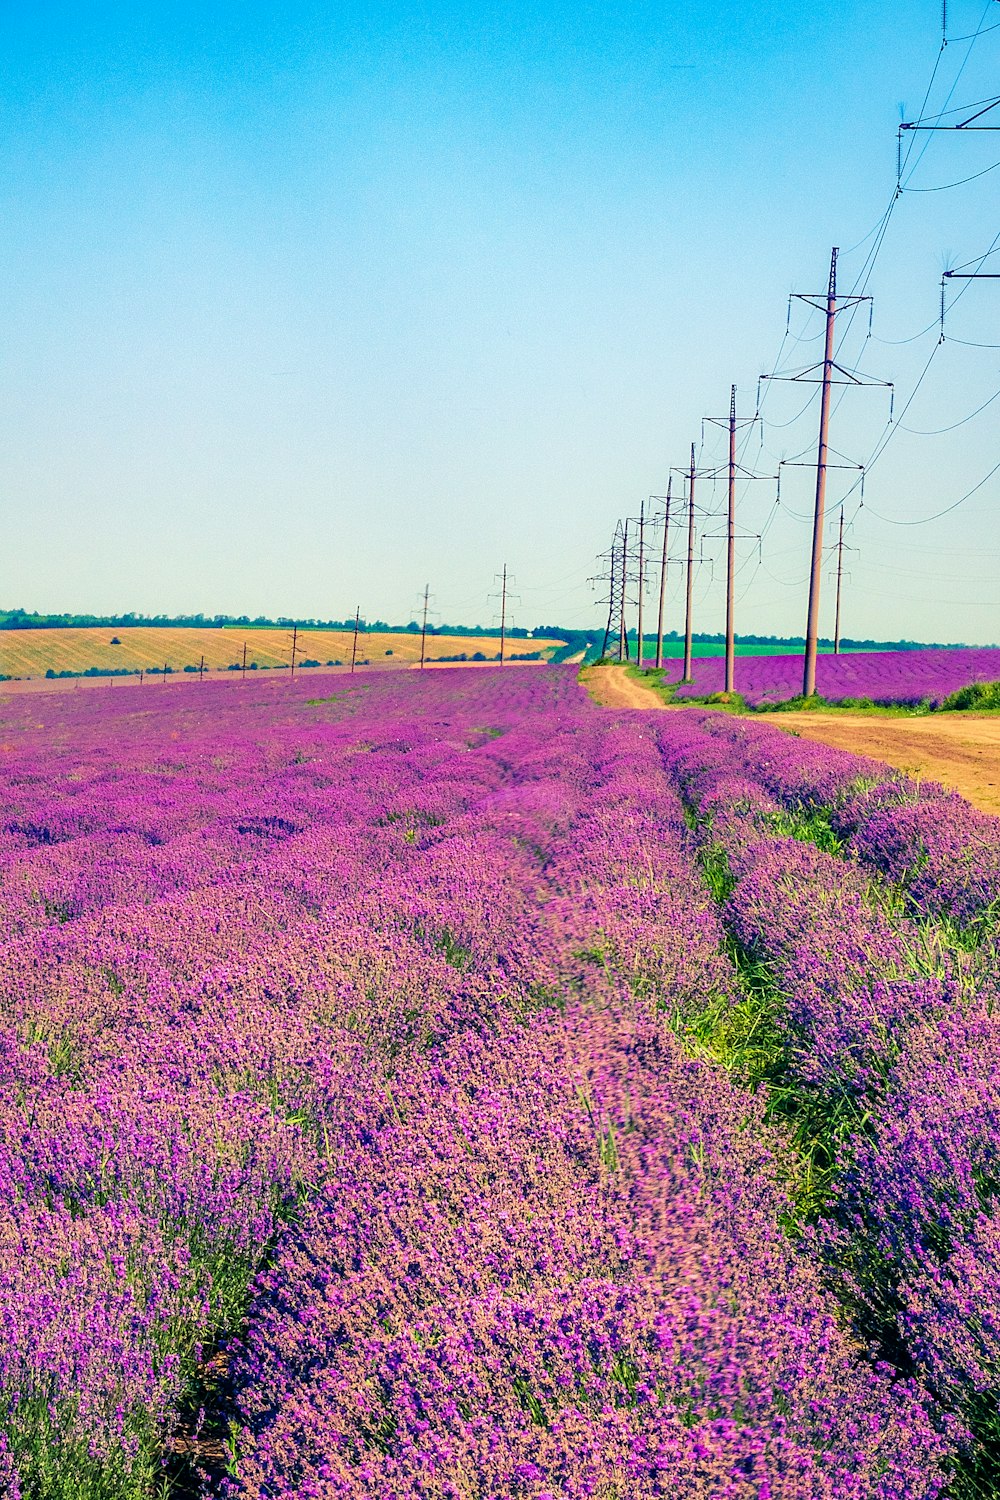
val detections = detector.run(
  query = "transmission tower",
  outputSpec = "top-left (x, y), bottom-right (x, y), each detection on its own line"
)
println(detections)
top-left (594, 521), bottom-right (628, 661)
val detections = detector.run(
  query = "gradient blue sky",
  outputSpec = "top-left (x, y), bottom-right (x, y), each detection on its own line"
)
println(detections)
top-left (1, 1), bottom-right (997, 640)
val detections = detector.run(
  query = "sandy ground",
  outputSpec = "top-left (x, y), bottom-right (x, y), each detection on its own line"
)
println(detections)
top-left (772, 712), bottom-right (1000, 816)
top-left (581, 666), bottom-right (1000, 816)
top-left (580, 666), bottom-right (667, 710)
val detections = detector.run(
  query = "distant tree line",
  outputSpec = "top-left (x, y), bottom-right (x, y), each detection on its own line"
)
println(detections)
top-left (0, 608), bottom-right (546, 638)
top-left (0, 609), bottom-right (987, 653)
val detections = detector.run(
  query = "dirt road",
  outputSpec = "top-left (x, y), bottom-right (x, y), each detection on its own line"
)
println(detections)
top-left (773, 712), bottom-right (1000, 816)
top-left (580, 666), bottom-right (666, 711)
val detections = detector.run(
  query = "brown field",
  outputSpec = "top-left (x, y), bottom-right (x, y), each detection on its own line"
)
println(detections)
top-left (0, 627), bottom-right (556, 681)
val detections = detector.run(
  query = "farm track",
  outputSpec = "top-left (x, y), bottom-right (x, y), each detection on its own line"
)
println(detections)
top-left (579, 664), bottom-right (666, 710)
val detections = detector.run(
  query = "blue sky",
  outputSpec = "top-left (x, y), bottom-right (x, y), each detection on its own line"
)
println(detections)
top-left (1, 1), bottom-right (997, 640)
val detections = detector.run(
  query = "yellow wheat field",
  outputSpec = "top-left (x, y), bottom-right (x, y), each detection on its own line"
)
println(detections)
top-left (0, 627), bottom-right (557, 680)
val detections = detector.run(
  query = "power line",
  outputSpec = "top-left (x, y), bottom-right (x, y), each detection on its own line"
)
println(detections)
top-left (864, 457), bottom-right (1000, 526)
top-left (902, 156), bottom-right (1000, 191)
top-left (901, 379), bottom-right (1000, 434)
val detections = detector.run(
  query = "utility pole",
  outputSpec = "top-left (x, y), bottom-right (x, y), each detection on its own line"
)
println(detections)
top-left (683, 444), bottom-right (696, 683)
top-left (290, 624), bottom-right (299, 682)
top-left (489, 566), bottom-right (518, 665)
top-left (499, 564), bottom-right (507, 664)
top-left (803, 249), bottom-right (838, 699)
top-left (834, 507), bottom-right (845, 656)
top-left (420, 585), bottom-right (430, 670)
top-left (725, 390), bottom-right (737, 692)
top-left (636, 501), bottom-right (645, 669)
top-left (655, 479), bottom-right (672, 671)
top-left (702, 387), bottom-right (769, 695)
top-left (761, 249), bottom-right (889, 700)
top-left (199, 653), bottom-right (205, 683)
top-left (351, 606), bottom-right (361, 674)
top-left (241, 641), bottom-right (247, 682)
top-left (827, 505), bottom-right (858, 655)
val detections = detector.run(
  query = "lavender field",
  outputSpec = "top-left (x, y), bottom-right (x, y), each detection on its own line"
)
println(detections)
top-left (662, 646), bottom-right (1000, 707)
top-left (1, 665), bottom-right (999, 1498)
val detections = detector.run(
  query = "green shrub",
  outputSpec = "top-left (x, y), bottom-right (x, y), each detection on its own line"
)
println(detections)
top-left (940, 680), bottom-right (1000, 711)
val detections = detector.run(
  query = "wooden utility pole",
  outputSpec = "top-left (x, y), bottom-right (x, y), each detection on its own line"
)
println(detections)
top-left (351, 606), bottom-right (361, 674)
top-left (655, 479), bottom-right (672, 671)
top-left (499, 564), bottom-right (508, 664)
top-left (419, 585), bottom-right (430, 670)
top-left (241, 641), bottom-right (247, 682)
top-left (803, 249), bottom-right (838, 698)
top-left (199, 654), bottom-right (205, 682)
top-left (682, 444), bottom-right (696, 682)
top-left (290, 624), bottom-right (299, 682)
top-left (163, 660), bottom-right (168, 685)
top-left (636, 500), bottom-right (645, 670)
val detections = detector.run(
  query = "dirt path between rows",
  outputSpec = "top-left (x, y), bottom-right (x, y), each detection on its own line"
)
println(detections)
top-left (580, 666), bottom-right (1000, 816)
top-left (772, 712), bottom-right (1000, 816)
top-left (580, 666), bottom-right (666, 711)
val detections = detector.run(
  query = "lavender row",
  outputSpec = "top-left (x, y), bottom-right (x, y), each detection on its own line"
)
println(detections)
top-left (656, 713), bottom-right (961, 1098)
top-left (654, 706), bottom-right (1000, 1472)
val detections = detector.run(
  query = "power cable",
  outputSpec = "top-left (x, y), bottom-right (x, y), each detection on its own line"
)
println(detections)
top-left (872, 315), bottom-right (948, 345)
top-left (901, 380), bottom-right (1000, 434)
top-left (902, 157), bottom-right (1000, 191)
top-left (945, 18), bottom-right (1000, 41)
top-left (864, 457), bottom-right (1000, 525)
